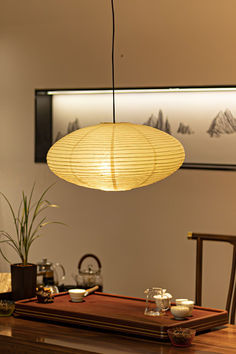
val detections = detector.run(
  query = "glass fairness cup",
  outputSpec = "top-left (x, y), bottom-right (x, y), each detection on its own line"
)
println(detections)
top-left (144, 287), bottom-right (165, 316)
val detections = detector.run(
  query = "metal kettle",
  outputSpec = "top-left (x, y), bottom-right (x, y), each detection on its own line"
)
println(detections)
top-left (74, 254), bottom-right (103, 292)
top-left (37, 258), bottom-right (66, 287)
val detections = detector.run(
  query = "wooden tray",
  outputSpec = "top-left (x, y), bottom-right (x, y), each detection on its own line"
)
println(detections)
top-left (14, 292), bottom-right (228, 340)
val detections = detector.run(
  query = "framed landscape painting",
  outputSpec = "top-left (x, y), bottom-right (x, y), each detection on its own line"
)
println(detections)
top-left (35, 87), bottom-right (236, 170)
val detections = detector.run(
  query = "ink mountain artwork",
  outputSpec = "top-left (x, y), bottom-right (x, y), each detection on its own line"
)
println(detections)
top-left (53, 108), bottom-right (236, 143)
top-left (177, 123), bottom-right (194, 135)
top-left (207, 109), bottom-right (236, 137)
top-left (144, 110), bottom-right (171, 134)
top-left (55, 118), bottom-right (80, 142)
top-left (144, 109), bottom-right (194, 135)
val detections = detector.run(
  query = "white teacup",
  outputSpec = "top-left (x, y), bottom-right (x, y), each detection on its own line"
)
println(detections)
top-left (171, 305), bottom-right (189, 319)
top-left (181, 300), bottom-right (194, 316)
top-left (175, 298), bottom-right (188, 306)
top-left (69, 289), bottom-right (86, 302)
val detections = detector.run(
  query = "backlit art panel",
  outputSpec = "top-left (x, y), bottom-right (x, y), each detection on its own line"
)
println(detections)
top-left (35, 87), bottom-right (236, 169)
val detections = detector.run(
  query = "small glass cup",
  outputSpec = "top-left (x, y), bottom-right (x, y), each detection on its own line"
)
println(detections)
top-left (144, 287), bottom-right (165, 316)
top-left (167, 327), bottom-right (196, 347)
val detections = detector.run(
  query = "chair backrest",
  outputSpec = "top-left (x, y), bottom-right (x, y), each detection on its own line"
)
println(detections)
top-left (188, 232), bottom-right (236, 324)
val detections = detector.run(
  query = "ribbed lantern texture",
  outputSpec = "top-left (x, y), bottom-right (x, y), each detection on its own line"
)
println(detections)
top-left (47, 123), bottom-right (185, 191)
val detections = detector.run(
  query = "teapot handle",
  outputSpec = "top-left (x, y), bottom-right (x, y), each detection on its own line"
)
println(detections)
top-left (78, 254), bottom-right (102, 271)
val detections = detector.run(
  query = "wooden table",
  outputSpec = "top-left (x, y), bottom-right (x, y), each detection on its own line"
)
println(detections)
top-left (0, 317), bottom-right (235, 353)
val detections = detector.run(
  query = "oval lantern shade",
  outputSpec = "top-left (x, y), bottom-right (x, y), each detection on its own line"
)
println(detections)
top-left (47, 122), bottom-right (185, 191)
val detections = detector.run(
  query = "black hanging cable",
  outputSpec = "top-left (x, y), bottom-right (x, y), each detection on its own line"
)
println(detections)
top-left (111, 0), bottom-right (116, 123)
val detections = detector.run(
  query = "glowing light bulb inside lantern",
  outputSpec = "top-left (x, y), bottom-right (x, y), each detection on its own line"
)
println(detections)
top-left (99, 160), bottom-right (111, 176)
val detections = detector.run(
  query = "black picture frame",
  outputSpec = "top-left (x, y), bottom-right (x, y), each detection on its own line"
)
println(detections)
top-left (35, 86), bottom-right (236, 171)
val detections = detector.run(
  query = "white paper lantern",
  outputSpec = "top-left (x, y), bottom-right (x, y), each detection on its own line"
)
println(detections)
top-left (47, 122), bottom-right (185, 191)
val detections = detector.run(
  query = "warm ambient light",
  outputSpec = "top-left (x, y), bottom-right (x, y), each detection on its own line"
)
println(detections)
top-left (47, 122), bottom-right (185, 191)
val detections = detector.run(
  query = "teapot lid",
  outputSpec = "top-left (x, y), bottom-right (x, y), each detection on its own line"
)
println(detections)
top-left (79, 264), bottom-right (100, 275)
top-left (37, 258), bottom-right (52, 267)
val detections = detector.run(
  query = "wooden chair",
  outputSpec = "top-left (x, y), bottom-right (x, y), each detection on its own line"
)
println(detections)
top-left (188, 232), bottom-right (236, 324)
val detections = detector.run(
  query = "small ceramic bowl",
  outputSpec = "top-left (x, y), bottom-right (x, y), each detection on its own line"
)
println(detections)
top-left (69, 289), bottom-right (86, 302)
top-left (181, 300), bottom-right (194, 316)
top-left (170, 305), bottom-right (190, 320)
top-left (167, 327), bottom-right (196, 347)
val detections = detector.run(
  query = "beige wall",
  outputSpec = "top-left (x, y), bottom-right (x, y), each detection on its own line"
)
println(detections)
top-left (1, 0), bottom-right (236, 309)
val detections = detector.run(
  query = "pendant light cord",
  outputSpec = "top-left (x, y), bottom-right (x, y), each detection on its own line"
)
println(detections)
top-left (111, 0), bottom-right (116, 123)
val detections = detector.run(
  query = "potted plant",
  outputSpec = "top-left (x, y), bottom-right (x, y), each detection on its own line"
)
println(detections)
top-left (0, 184), bottom-right (63, 301)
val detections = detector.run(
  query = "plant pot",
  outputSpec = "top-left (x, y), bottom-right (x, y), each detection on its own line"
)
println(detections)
top-left (11, 263), bottom-right (37, 301)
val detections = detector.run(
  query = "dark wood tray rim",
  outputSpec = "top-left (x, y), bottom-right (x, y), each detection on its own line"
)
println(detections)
top-left (14, 292), bottom-right (228, 340)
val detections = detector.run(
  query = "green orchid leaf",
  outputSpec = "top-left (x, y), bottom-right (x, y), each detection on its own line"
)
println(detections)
top-left (0, 183), bottom-right (63, 264)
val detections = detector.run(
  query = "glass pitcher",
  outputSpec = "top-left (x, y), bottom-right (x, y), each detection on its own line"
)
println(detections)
top-left (37, 258), bottom-right (66, 287)
top-left (144, 287), bottom-right (165, 316)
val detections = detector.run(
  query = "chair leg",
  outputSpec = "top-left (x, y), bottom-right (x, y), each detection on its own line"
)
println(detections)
top-left (230, 283), bottom-right (236, 324)
top-left (226, 245), bottom-right (236, 321)
top-left (196, 238), bottom-right (203, 306)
